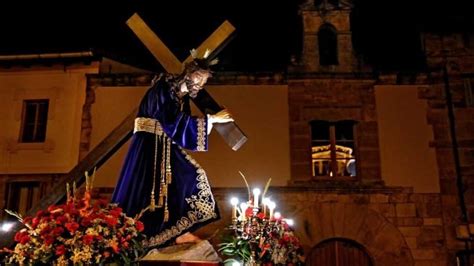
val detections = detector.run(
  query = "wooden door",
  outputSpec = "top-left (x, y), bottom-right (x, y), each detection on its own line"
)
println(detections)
top-left (306, 238), bottom-right (373, 266)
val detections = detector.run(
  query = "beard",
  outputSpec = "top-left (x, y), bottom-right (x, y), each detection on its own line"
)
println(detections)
top-left (185, 81), bottom-right (202, 98)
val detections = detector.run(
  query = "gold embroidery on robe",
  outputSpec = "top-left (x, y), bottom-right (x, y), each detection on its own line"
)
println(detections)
top-left (145, 147), bottom-right (217, 248)
top-left (196, 118), bottom-right (206, 151)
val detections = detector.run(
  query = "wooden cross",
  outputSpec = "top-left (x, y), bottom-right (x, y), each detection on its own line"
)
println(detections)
top-left (127, 13), bottom-right (247, 151)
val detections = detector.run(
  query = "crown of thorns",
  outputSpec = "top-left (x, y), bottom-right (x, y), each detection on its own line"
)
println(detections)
top-left (184, 49), bottom-right (219, 73)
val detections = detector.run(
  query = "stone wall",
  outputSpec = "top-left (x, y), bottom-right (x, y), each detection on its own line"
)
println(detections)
top-left (300, 8), bottom-right (358, 73)
top-left (418, 80), bottom-right (474, 258)
top-left (288, 77), bottom-right (381, 182)
top-left (421, 32), bottom-right (474, 262)
top-left (0, 174), bottom-right (61, 219)
top-left (209, 187), bottom-right (449, 265)
top-left (93, 186), bottom-right (447, 265)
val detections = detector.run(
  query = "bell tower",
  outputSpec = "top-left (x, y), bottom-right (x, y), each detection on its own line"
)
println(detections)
top-left (299, 0), bottom-right (359, 72)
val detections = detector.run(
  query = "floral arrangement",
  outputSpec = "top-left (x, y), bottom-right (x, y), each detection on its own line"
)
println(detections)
top-left (218, 173), bottom-right (305, 265)
top-left (3, 170), bottom-right (146, 265)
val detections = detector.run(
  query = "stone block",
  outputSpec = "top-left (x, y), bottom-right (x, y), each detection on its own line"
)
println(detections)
top-left (369, 203), bottom-right (396, 218)
top-left (405, 237), bottom-right (418, 249)
top-left (411, 249), bottom-right (436, 260)
top-left (390, 193), bottom-right (409, 203)
top-left (419, 226), bottom-right (445, 248)
top-left (317, 193), bottom-right (338, 203)
top-left (395, 217), bottom-right (424, 227)
top-left (423, 218), bottom-right (443, 226)
top-left (399, 227), bottom-right (421, 237)
top-left (370, 194), bottom-right (389, 203)
top-left (396, 203), bottom-right (417, 217)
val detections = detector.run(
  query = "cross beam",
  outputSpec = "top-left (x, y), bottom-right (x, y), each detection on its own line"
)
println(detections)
top-left (126, 13), bottom-right (247, 150)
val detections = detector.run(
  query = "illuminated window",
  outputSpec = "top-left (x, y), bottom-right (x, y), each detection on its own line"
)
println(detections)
top-left (19, 99), bottom-right (49, 142)
top-left (318, 24), bottom-right (338, 66)
top-left (311, 120), bottom-right (357, 177)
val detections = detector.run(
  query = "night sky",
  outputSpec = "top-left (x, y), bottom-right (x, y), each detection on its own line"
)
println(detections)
top-left (0, 0), bottom-right (472, 72)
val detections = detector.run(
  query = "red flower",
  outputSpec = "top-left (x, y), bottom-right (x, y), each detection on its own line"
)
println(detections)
top-left (110, 242), bottom-right (120, 253)
top-left (82, 235), bottom-right (94, 245)
top-left (95, 198), bottom-right (108, 208)
top-left (80, 217), bottom-right (92, 227)
top-left (31, 217), bottom-right (40, 229)
top-left (19, 235), bottom-right (30, 245)
top-left (36, 210), bottom-right (46, 217)
top-left (103, 251), bottom-right (111, 258)
top-left (245, 207), bottom-right (254, 217)
top-left (22, 216), bottom-right (32, 225)
top-left (257, 213), bottom-right (266, 219)
top-left (43, 236), bottom-right (55, 246)
top-left (105, 216), bottom-right (118, 227)
top-left (52, 226), bottom-right (64, 236)
top-left (14, 231), bottom-right (26, 242)
top-left (109, 207), bottom-right (123, 218)
top-left (56, 215), bottom-right (68, 225)
top-left (40, 226), bottom-right (51, 236)
top-left (55, 245), bottom-right (66, 256)
top-left (65, 222), bottom-right (79, 233)
top-left (136, 221), bottom-right (144, 232)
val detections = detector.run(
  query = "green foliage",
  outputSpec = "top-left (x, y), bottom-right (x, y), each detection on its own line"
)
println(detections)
top-left (218, 235), bottom-right (251, 264)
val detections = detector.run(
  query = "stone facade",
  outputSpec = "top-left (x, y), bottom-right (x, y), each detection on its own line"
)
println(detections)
top-left (288, 77), bottom-right (382, 183)
top-left (95, 187), bottom-right (448, 265)
top-left (420, 32), bottom-right (474, 262)
top-left (285, 0), bottom-right (474, 264)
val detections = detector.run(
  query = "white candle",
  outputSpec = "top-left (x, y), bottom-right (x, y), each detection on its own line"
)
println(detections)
top-left (268, 201), bottom-right (276, 220)
top-left (274, 212), bottom-right (281, 220)
top-left (230, 197), bottom-right (239, 220)
top-left (240, 202), bottom-right (248, 221)
top-left (262, 197), bottom-right (271, 217)
top-left (252, 188), bottom-right (261, 208)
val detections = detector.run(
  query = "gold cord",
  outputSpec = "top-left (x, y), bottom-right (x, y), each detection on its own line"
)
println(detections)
top-left (150, 122), bottom-right (159, 211)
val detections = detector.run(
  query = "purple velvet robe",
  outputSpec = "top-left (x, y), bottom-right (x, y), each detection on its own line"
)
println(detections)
top-left (111, 75), bottom-right (219, 247)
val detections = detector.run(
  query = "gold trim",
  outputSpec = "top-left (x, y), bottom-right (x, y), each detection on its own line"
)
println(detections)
top-left (134, 117), bottom-right (164, 135)
top-left (196, 118), bottom-right (206, 151)
top-left (145, 147), bottom-right (217, 248)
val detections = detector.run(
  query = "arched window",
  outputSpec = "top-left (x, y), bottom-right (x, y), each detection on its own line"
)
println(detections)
top-left (318, 24), bottom-right (338, 66)
top-left (307, 238), bottom-right (373, 266)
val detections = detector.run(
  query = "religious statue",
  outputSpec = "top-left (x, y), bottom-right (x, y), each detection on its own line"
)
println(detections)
top-left (111, 49), bottom-right (233, 248)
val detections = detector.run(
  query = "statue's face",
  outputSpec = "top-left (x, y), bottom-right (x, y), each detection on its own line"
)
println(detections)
top-left (185, 70), bottom-right (211, 97)
top-left (187, 70), bottom-right (210, 90)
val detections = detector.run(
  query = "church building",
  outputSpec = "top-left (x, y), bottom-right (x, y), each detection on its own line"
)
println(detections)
top-left (0, 0), bottom-right (473, 264)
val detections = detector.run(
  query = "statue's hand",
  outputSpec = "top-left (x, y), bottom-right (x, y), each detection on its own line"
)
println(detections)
top-left (208, 109), bottom-right (234, 124)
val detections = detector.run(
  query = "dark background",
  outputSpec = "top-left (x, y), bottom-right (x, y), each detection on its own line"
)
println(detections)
top-left (0, 0), bottom-right (472, 71)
